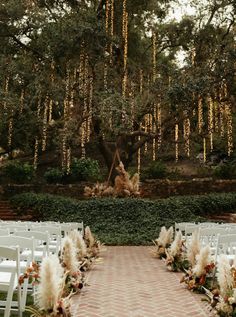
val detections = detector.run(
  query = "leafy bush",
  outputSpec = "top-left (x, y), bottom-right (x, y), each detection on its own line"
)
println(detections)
top-left (70, 158), bottom-right (100, 181)
top-left (2, 161), bottom-right (35, 183)
top-left (213, 163), bottom-right (236, 179)
top-left (142, 161), bottom-right (167, 179)
top-left (44, 168), bottom-right (65, 184)
top-left (12, 192), bottom-right (236, 245)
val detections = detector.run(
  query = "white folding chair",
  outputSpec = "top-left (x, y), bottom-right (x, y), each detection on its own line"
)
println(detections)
top-left (31, 225), bottom-right (61, 254)
top-left (0, 229), bottom-right (10, 236)
top-left (0, 246), bottom-right (22, 317)
top-left (215, 233), bottom-right (236, 264)
top-left (0, 236), bottom-right (35, 310)
top-left (14, 230), bottom-right (50, 259)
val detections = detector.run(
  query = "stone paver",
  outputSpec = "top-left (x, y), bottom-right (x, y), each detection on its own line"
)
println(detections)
top-left (72, 246), bottom-right (214, 317)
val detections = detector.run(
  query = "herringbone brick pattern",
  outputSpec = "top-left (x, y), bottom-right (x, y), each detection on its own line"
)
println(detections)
top-left (72, 246), bottom-right (214, 317)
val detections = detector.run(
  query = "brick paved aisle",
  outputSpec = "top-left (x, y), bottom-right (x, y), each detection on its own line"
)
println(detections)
top-left (72, 246), bottom-right (214, 317)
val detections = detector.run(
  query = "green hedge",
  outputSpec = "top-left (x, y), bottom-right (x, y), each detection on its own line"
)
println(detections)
top-left (10, 192), bottom-right (236, 245)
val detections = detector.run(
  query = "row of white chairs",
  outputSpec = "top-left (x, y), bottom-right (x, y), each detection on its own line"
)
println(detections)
top-left (0, 220), bottom-right (84, 317)
top-left (175, 221), bottom-right (236, 264)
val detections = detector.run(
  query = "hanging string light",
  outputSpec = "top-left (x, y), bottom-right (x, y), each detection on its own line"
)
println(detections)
top-left (157, 103), bottom-right (162, 149)
top-left (7, 109), bottom-right (13, 148)
top-left (225, 104), bottom-right (233, 156)
top-left (152, 106), bottom-right (157, 161)
top-left (208, 96), bottom-right (214, 152)
top-left (152, 32), bottom-right (157, 83)
top-left (139, 69), bottom-right (143, 94)
top-left (130, 81), bottom-right (135, 131)
top-left (66, 148), bottom-right (71, 174)
top-left (87, 75), bottom-right (93, 143)
top-left (144, 114), bottom-right (148, 154)
top-left (19, 89), bottom-right (25, 114)
top-left (33, 92), bottom-right (41, 170)
top-left (81, 122), bottom-right (86, 159)
top-left (183, 115), bottom-right (190, 157)
top-left (62, 67), bottom-right (70, 169)
top-left (48, 61), bottom-right (55, 123)
top-left (203, 138), bottom-right (206, 163)
top-left (198, 95), bottom-right (203, 134)
top-left (137, 123), bottom-right (141, 174)
top-left (109, 0), bottom-right (114, 64)
top-left (175, 123), bottom-right (179, 162)
top-left (214, 98), bottom-right (219, 133)
top-left (42, 96), bottom-right (49, 152)
top-left (219, 101), bottom-right (225, 137)
top-left (3, 76), bottom-right (9, 110)
top-left (122, 0), bottom-right (128, 98)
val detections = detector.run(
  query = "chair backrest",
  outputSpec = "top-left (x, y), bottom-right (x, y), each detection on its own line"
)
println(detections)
top-left (0, 245), bottom-right (21, 317)
top-left (13, 231), bottom-right (50, 255)
top-left (0, 228), bottom-right (10, 236)
top-left (0, 236), bottom-right (35, 262)
top-left (215, 233), bottom-right (236, 258)
top-left (3, 225), bottom-right (28, 234)
top-left (199, 227), bottom-right (228, 248)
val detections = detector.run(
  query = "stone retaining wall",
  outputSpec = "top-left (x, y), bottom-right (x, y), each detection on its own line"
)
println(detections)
top-left (0, 179), bottom-right (236, 199)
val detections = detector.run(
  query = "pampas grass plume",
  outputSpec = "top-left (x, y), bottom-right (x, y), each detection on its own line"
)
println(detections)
top-left (187, 230), bottom-right (200, 267)
top-left (163, 226), bottom-right (174, 247)
top-left (69, 230), bottom-right (87, 258)
top-left (37, 255), bottom-right (63, 312)
top-left (193, 245), bottom-right (211, 277)
top-left (169, 231), bottom-right (182, 257)
top-left (61, 236), bottom-right (79, 274)
top-left (217, 255), bottom-right (234, 298)
top-left (85, 226), bottom-right (95, 248)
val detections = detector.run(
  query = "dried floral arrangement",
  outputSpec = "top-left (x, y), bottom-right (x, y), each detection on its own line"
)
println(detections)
top-left (203, 255), bottom-right (236, 317)
top-left (152, 226), bottom-right (174, 259)
top-left (20, 227), bottom-right (102, 316)
top-left (25, 256), bottom-right (72, 317)
top-left (165, 231), bottom-right (189, 272)
top-left (84, 161), bottom-right (140, 198)
top-left (180, 245), bottom-right (215, 292)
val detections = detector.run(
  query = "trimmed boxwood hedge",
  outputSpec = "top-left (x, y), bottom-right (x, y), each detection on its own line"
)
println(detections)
top-left (10, 192), bottom-right (236, 245)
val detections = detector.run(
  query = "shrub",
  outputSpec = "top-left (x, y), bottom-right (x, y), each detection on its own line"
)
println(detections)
top-left (3, 161), bottom-right (35, 183)
top-left (142, 161), bottom-right (167, 180)
top-left (12, 192), bottom-right (236, 245)
top-left (70, 158), bottom-right (100, 181)
top-left (213, 163), bottom-right (236, 179)
top-left (44, 168), bottom-right (65, 184)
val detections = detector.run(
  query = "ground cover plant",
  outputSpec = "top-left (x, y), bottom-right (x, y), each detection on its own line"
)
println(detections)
top-left (11, 192), bottom-right (236, 245)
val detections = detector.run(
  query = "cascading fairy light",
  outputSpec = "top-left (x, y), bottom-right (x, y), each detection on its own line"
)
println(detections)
top-left (66, 148), bottom-right (71, 174)
top-left (152, 32), bottom-right (157, 160)
top-left (144, 114), bottom-right (148, 154)
top-left (104, 0), bottom-right (110, 91)
top-left (198, 95), bottom-right (203, 134)
top-left (3, 76), bottom-right (9, 110)
top-left (214, 98), bottom-right (219, 133)
top-left (87, 75), bottom-right (93, 143)
top-left (42, 96), bottom-right (49, 152)
top-left (203, 138), bottom-right (206, 163)
top-left (82, 54), bottom-right (89, 152)
top-left (122, 0), bottom-right (128, 98)
top-left (48, 61), bottom-right (55, 123)
top-left (62, 67), bottom-right (70, 170)
top-left (219, 101), bottom-right (225, 137)
top-left (175, 123), bottom-right (179, 162)
top-left (33, 92), bottom-right (41, 170)
top-left (157, 103), bottom-right (162, 149)
top-left (7, 109), bottom-right (13, 148)
top-left (109, 0), bottom-right (114, 64)
top-left (225, 104), bottom-right (233, 156)
top-left (130, 81), bottom-right (135, 130)
top-left (140, 69), bottom-right (143, 95)
top-left (152, 32), bottom-right (157, 83)
top-left (208, 96), bottom-right (214, 152)
top-left (19, 89), bottom-right (25, 114)
top-left (183, 115), bottom-right (190, 157)
top-left (153, 106), bottom-right (157, 161)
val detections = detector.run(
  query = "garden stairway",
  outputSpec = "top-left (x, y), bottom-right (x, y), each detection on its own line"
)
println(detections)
top-left (0, 200), bottom-right (32, 221)
top-left (71, 246), bottom-right (214, 317)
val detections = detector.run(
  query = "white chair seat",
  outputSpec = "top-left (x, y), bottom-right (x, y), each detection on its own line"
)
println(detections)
top-left (0, 273), bottom-right (17, 291)
top-left (36, 244), bottom-right (57, 252)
